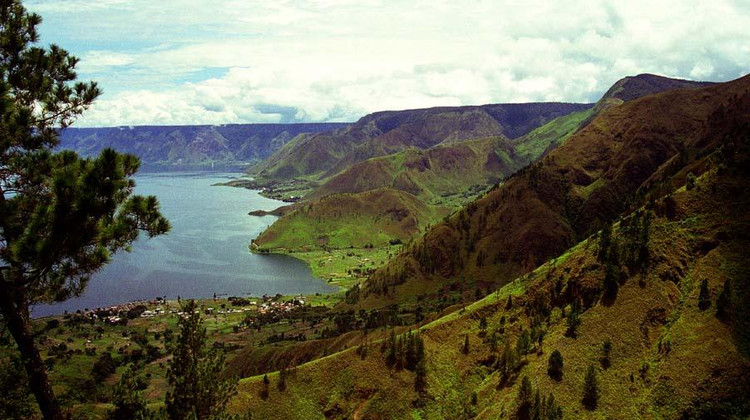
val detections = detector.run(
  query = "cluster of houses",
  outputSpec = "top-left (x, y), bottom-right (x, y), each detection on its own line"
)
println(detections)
top-left (256, 296), bottom-right (305, 316)
top-left (60, 294), bottom-right (308, 327)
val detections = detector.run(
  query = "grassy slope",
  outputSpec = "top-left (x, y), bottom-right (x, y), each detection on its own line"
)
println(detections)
top-left (514, 109), bottom-right (594, 164)
top-left (253, 103), bottom-right (591, 185)
top-left (229, 167), bottom-right (750, 419)
top-left (311, 137), bottom-right (521, 204)
top-left (253, 188), bottom-right (450, 251)
top-left (360, 74), bottom-right (750, 308)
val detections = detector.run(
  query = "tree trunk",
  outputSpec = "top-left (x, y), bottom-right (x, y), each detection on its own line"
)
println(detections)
top-left (0, 292), bottom-right (64, 420)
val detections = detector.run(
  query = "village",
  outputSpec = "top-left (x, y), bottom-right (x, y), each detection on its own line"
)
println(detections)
top-left (56, 293), bottom-right (308, 329)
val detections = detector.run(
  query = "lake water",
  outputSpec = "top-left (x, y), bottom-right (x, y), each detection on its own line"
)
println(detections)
top-left (32, 172), bottom-right (333, 317)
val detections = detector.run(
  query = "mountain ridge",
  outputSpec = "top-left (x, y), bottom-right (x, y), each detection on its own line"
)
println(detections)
top-left (360, 73), bottom-right (750, 305)
top-left (57, 123), bottom-right (348, 171)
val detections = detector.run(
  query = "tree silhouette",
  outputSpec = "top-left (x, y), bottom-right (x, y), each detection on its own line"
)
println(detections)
top-left (716, 278), bottom-right (732, 321)
top-left (165, 300), bottom-right (237, 420)
top-left (582, 364), bottom-right (599, 410)
top-left (516, 376), bottom-right (533, 420)
top-left (547, 349), bottom-right (563, 380)
top-left (0, 2), bottom-right (169, 418)
top-left (698, 279), bottom-right (711, 311)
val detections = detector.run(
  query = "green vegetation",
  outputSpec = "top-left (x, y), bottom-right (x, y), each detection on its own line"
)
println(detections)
top-left (226, 162), bottom-right (750, 419)
top-left (515, 109), bottom-right (594, 163)
top-left (547, 350), bottom-right (564, 380)
top-left (581, 365), bottom-right (599, 410)
top-left (0, 3), bottom-right (169, 419)
top-left (166, 301), bottom-right (237, 420)
top-left (253, 189), bottom-right (449, 251)
top-left (109, 369), bottom-right (153, 420)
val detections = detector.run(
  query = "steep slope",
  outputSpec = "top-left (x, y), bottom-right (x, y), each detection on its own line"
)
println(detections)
top-left (251, 137), bottom-right (519, 252)
top-left (310, 137), bottom-right (521, 202)
top-left (595, 73), bottom-right (715, 112)
top-left (58, 123), bottom-right (347, 171)
top-left (253, 103), bottom-right (592, 182)
top-left (514, 109), bottom-right (594, 164)
top-left (514, 74), bottom-right (716, 165)
top-left (360, 74), bottom-right (750, 304)
top-left (230, 160), bottom-right (750, 419)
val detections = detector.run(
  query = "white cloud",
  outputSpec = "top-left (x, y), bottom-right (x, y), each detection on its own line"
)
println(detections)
top-left (26, 0), bottom-right (750, 126)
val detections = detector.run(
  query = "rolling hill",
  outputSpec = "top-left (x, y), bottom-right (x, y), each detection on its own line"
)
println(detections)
top-left (252, 188), bottom-right (450, 251)
top-left (253, 103), bottom-right (593, 182)
top-left (251, 74), bottom-right (724, 255)
top-left (309, 137), bottom-right (521, 202)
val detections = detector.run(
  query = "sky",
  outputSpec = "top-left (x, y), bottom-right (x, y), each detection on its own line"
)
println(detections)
top-left (25, 0), bottom-right (750, 127)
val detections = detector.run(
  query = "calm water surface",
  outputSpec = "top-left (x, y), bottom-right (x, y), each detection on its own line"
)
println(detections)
top-left (33, 172), bottom-right (333, 317)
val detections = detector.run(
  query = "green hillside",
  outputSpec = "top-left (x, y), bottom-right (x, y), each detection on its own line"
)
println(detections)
top-left (230, 162), bottom-right (750, 419)
top-left (361, 75), bottom-right (750, 307)
top-left (311, 136), bottom-right (521, 204)
top-left (252, 103), bottom-right (592, 184)
top-left (252, 188), bottom-right (450, 251)
top-left (514, 109), bottom-right (594, 164)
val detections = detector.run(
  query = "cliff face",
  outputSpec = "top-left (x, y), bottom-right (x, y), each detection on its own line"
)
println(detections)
top-left (57, 123), bottom-right (348, 171)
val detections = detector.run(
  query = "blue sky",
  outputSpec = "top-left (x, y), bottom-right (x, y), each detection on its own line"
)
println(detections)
top-left (25, 0), bottom-right (750, 127)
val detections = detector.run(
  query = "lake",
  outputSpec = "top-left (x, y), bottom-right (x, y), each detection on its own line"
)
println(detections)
top-left (32, 172), bottom-right (334, 317)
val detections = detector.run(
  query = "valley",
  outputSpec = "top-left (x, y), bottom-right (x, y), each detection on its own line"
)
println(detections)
top-left (3, 72), bottom-right (749, 420)
top-left (2, 1), bottom-right (749, 419)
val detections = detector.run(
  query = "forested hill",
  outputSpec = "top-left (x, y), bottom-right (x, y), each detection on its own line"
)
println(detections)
top-left (57, 123), bottom-right (348, 171)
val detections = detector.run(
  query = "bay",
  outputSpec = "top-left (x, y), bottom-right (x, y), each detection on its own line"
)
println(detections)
top-left (32, 172), bottom-right (333, 317)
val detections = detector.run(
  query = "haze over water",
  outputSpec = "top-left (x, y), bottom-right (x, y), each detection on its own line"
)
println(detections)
top-left (33, 172), bottom-right (333, 317)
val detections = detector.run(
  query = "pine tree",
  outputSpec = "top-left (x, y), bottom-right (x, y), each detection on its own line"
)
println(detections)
top-left (686, 172), bottom-right (697, 190)
top-left (582, 364), bottom-right (599, 410)
top-left (385, 330), bottom-right (397, 368)
top-left (260, 374), bottom-right (269, 400)
top-left (165, 300), bottom-right (237, 420)
top-left (566, 300), bottom-right (582, 338)
top-left (716, 278), bottom-right (732, 320)
top-left (462, 334), bottom-right (470, 354)
top-left (516, 376), bottom-right (533, 420)
top-left (544, 393), bottom-right (563, 420)
top-left (479, 316), bottom-right (488, 331)
top-left (0, 2), bottom-right (169, 418)
top-left (531, 389), bottom-right (541, 420)
top-left (516, 329), bottom-right (531, 356)
top-left (277, 366), bottom-right (287, 392)
top-left (598, 223), bottom-right (612, 263)
top-left (698, 279), bottom-right (711, 311)
top-left (109, 368), bottom-right (153, 420)
top-left (601, 340), bottom-right (612, 369)
top-left (547, 350), bottom-right (563, 380)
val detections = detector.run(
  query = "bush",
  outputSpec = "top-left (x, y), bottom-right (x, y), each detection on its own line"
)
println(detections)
top-left (92, 353), bottom-right (117, 383)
